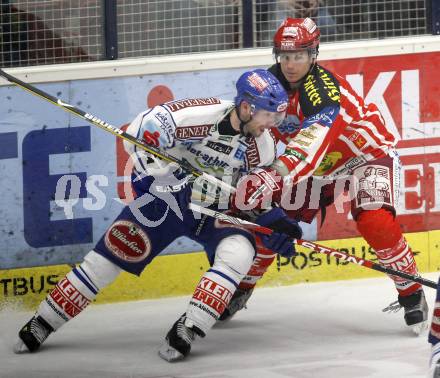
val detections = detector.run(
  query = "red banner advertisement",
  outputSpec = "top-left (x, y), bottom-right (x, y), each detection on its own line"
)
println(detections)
top-left (318, 51), bottom-right (440, 240)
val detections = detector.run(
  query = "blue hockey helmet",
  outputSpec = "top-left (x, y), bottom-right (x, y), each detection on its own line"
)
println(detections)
top-left (234, 69), bottom-right (288, 113)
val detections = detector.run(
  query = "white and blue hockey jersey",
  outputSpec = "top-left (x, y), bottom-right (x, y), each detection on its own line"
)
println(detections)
top-left (123, 98), bottom-right (277, 201)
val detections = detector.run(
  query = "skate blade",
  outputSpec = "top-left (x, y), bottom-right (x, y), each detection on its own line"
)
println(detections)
top-left (158, 343), bottom-right (185, 362)
top-left (428, 363), bottom-right (440, 378)
top-left (410, 319), bottom-right (428, 336)
top-left (13, 338), bottom-right (30, 354)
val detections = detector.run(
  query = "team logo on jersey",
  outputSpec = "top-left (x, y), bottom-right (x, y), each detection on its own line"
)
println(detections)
top-left (314, 151), bottom-right (343, 176)
top-left (355, 165), bottom-right (391, 207)
top-left (348, 131), bottom-right (367, 149)
top-left (142, 130), bottom-right (160, 147)
top-left (279, 114), bottom-right (301, 133)
top-left (104, 220), bottom-right (151, 263)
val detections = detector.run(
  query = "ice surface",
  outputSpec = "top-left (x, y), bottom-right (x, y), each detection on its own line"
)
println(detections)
top-left (0, 274), bottom-right (437, 378)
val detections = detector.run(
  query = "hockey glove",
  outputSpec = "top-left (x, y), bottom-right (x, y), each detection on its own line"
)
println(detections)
top-left (231, 167), bottom-right (285, 211)
top-left (255, 207), bottom-right (302, 258)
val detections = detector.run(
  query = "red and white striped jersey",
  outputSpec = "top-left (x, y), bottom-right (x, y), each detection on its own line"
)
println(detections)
top-left (268, 63), bottom-right (400, 184)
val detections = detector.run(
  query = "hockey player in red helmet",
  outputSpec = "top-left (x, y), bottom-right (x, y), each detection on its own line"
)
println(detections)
top-left (226, 18), bottom-right (429, 334)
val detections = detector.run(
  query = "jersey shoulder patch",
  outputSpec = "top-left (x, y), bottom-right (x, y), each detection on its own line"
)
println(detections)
top-left (299, 65), bottom-right (341, 117)
top-left (140, 106), bottom-right (175, 147)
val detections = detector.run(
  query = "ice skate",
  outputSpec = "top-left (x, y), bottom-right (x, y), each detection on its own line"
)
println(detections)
top-left (219, 287), bottom-right (254, 321)
top-left (158, 314), bottom-right (205, 362)
top-left (429, 342), bottom-right (440, 378)
top-left (398, 289), bottom-right (429, 335)
top-left (14, 315), bottom-right (54, 353)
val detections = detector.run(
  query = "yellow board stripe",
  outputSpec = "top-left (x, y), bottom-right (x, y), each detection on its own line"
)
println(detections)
top-left (1, 230), bottom-right (439, 310)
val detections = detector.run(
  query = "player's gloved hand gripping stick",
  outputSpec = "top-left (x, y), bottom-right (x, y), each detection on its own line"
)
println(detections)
top-left (1, 68), bottom-right (435, 290)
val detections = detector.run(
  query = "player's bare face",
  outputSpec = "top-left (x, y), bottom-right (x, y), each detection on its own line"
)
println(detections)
top-left (279, 51), bottom-right (313, 83)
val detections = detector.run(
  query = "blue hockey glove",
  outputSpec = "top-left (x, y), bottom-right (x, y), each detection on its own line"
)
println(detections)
top-left (255, 207), bottom-right (302, 258)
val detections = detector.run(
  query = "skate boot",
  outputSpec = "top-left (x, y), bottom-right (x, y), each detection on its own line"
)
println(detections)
top-left (398, 289), bottom-right (428, 334)
top-left (158, 314), bottom-right (205, 362)
top-left (219, 287), bottom-right (254, 321)
top-left (430, 343), bottom-right (440, 378)
top-left (14, 315), bottom-right (54, 353)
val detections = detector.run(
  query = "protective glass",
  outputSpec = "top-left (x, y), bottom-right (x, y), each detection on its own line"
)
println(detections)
top-left (278, 50), bottom-right (311, 64)
top-left (251, 107), bottom-right (286, 128)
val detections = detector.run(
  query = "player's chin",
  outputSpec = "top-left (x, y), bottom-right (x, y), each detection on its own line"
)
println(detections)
top-left (285, 73), bottom-right (301, 83)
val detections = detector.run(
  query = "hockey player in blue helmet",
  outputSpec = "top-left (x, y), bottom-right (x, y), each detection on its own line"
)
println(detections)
top-left (13, 68), bottom-right (302, 363)
top-left (234, 68), bottom-right (288, 136)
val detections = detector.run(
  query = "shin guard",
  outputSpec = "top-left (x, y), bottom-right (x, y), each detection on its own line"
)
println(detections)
top-left (356, 209), bottom-right (421, 295)
top-left (238, 235), bottom-right (276, 290)
top-left (37, 251), bottom-right (121, 330)
top-left (185, 235), bottom-right (255, 334)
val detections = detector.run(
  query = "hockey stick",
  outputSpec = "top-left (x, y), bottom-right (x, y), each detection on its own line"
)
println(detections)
top-left (188, 203), bottom-right (437, 289)
top-left (0, 68), bottom-right (234, 193)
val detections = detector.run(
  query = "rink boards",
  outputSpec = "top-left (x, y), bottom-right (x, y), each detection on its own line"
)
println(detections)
top-left (1, 229), bottom-right (439, 309)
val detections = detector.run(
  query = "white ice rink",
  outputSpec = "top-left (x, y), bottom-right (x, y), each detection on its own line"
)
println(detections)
top-left (0, 274), bottom-right (438, 378)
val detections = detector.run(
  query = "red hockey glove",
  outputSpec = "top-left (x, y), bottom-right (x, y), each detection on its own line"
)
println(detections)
top-left (231, 167), bottom-right (284, 211)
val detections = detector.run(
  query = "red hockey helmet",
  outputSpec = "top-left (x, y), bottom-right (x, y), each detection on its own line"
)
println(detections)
top-left (273, 17), bottom-right (320, 56)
